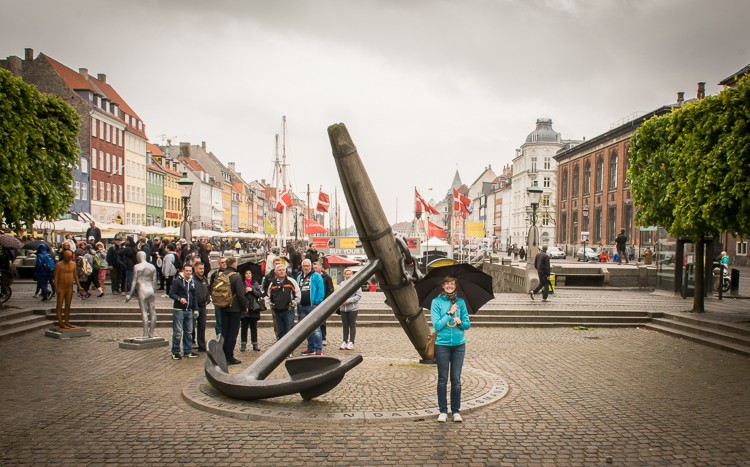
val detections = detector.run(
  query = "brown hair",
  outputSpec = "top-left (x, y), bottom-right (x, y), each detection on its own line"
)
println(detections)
top-left (226, 257), bottom-right (237, 267)
top-left (441, 275), bottom-right (457, 286)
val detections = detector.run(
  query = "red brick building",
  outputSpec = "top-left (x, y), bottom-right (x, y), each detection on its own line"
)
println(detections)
top-left (554, 105), bottom-right (676, 255)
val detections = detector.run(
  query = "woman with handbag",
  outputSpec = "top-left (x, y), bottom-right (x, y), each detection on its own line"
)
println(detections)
top-left (430, 275), bottom-right (470, 423)
top-left (240, 270), bottom-right (263, 352)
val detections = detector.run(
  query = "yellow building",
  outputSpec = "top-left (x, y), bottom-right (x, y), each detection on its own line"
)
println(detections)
top-left (222, 177), bottom-right (233, 231)
top-left (151, 152), bottom-right (182, 228)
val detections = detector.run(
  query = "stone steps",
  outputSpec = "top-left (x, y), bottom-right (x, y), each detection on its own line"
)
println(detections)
top-left (0, 309), bottom-right (49, 341)
top-left (645, 314), bottom-right (750, 357)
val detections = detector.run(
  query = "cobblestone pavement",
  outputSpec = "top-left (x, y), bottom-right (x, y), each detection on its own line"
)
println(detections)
top-left (1, 323), bottom-right (749, 465)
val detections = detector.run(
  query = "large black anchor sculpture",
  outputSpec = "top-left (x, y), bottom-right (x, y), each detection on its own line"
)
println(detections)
top-left (205, 123), bottom-right (432, 400)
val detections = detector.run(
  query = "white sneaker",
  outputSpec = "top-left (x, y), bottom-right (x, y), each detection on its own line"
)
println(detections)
top-left (453, 413), bottom-right (463, 423)
top-left (542, 298), bottom-right (550, 302)
top-left (437, 413), bottom-right (448, 423)
top-left (339, 342), bottom-right (347, 350)
top-left (345, 342), bottom-right (354, 350)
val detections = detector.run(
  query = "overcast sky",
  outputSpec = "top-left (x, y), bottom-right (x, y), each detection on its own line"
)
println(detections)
top-left (2, 0), bottom-right (748, 226)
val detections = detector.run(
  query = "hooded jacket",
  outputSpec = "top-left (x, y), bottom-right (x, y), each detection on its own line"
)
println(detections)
top-left (35, 244), bottom-right (54, 278)
top-left (430, 294), bottom-right (470, 347)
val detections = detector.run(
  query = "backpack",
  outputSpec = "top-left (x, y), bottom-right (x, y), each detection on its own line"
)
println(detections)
top-left (41, 254), bottom-right (55, 273)
top-left (92, 253), bottom-right (102, 270)
top-left (80, 256), bottom-right (92, 276)
top-left (173, 253), bottom-right (184, 271)
top-left (211, 271), bottom-right (238, 308)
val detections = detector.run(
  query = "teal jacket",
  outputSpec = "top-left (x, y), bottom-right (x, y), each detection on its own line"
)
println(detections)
top-left (431, 294), bottom-right (470, 346)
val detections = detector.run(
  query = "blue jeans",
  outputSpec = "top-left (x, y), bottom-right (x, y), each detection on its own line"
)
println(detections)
top-left (298, 305), bottom-right (322, 352)
top-left (37, 276), bottom-right (50, 299)
top-left (435, 343), bottom-right (465, 414)
top-left (171, 309), bottom-right (194, 355)
top-left (193, 306), bottom-right (207, 350)
top-left (275, 309), bottom-right (295, 339)
top-left (214, 306), bottom-right (223, 337)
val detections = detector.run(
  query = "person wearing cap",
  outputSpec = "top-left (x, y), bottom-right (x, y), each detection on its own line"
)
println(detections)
top-left (85, 221), bottom-right (102, 245)
top-left (106, 237), bottom-right (125, 295)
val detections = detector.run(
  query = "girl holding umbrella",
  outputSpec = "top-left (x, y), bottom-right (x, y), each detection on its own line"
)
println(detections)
top-left (430, 275), bottom-right (471, 423)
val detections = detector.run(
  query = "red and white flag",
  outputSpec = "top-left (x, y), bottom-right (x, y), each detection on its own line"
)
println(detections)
top-left (415, 189), bottom-right (439, 215)
top-left (275, 187), bottom-right (293, 213)
top-left (453, 188), bottom-right (471, 216)
top-left (316, 189), bottom-right (330, 213)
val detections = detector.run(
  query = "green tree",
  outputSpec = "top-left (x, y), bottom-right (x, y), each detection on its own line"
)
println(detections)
top-left (0, 69), bottom-right (80, 232)
top-left (629, 75), bottom-right (750, 312)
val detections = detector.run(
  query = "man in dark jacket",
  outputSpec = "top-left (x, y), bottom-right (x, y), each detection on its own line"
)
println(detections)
top-left (106, 237), bottom-right (125, 295)
top-left (119, 237), bottom-right (137, 292)
top-left (269, 263), bottom-right (300, 340)
top-left (615, 229), bottom-right (629, 265)
top-left (220, 257), bottom-right (246, 365)
top-left (168, 265), bottom-right (199, 360)
top-left (192, 260), bottom-right (210, 352)
top-left (530, 245), bottom-right (551, 302)
top-left (85, 221), bottom-right (102, 244)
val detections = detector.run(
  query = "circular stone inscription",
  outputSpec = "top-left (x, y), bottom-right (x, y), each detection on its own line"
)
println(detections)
top-left (182, 357), bottom-right (509, 422)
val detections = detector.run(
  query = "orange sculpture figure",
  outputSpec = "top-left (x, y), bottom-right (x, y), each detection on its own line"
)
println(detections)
top-left (53, 249), bottom-right (82, 329)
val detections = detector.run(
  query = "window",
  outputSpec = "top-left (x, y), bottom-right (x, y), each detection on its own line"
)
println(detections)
top-left (75, 181), bottom-right (81, 199)
top-left (560, 212), bottom-right (567, 243)
top-left (738, 241), bottom-right (748, 256)
top-left (107, 124), bottom-right (112, 143)
top-left (572, 164), bottom-right (579, 198)
top-left (542, 194), bottom-right (550, 207)
top-left (623, 204), bottom-right (633, 240)
top-left (608, 206), bottom-right (617, 243)
top-left (595, 155), bottom-right (604, 193)
top-left (530, 157), bottom-right (537, 173)
top-left (609, 150), bottom-right (618, 190)
top-left (99, 121), bottom-right (104, 140)
top-left (106, 183), bottom-right (111, 202)
top-left (91, 149), bottom-right (97, 170)
top-left (595, 207), bottom-right (602, 243)
top-left (119, 185), bottom-right (123, 204)
top-left (544, 157), bottom-right (551, 170)
top-left (561, 168), bottom-right (568, 200)
top-left (105, 153), bottom-right (111, 173)
top-left (99, 182), bottom-right (104, 201)
top-left (583, 160), bottom-right (591, 195)
top-left (543, 176), bottom-right (551, 188)
top-left (82, 182), bottom-right (87, 201)
top-left (572, 211), bottom-right (578, 243)
top-left (92, 180), bottom-right (97, 200)
top-left (99, 151), bottom-right (104, 170)
top-left (81, 157), bottom-right (88, 174)
top-left (624, 146), bottom-right (631, 188)
top-left (92, 117), bottom-right (97, 138)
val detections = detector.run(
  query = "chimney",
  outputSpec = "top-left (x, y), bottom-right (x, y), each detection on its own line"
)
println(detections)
top-left (79, 68), bottom-right (88, 79)
top-left (179, 142), bottom-right (190, 158)
top-left (97, 73), bottom-right (106, 83)
top-left (201, 141), bottom-right (206, 150)
top-left (697, 82), bottom-right (706, 99)
top-left (228, 162), bottom-right (236, 171)
top-left (24, 48), bottom-right (33, 61)
top-left (677, 91), bottom-right (685, 104)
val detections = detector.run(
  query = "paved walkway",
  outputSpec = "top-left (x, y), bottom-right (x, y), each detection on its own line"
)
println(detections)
top-left (2, 317), bottom-right (750, 464)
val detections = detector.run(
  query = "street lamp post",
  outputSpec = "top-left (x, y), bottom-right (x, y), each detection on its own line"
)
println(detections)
top-left (582, 204), bottom-right (590, 262)
top-left (526, 181), bottom-right (543, 292)
top-left (177, 171), bottom-right (194, 245)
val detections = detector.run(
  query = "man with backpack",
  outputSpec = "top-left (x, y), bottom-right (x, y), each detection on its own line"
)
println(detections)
top-left (211, 256), bottom-right (246, 365)
top-left (161, 244), bottom-right (180, 296)
top-left (35, 244), bottom-right (55, 301)
top-left (268, 263), bottom-right (300, 340)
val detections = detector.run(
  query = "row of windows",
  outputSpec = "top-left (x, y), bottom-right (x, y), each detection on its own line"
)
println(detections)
top-left (126, 212), bottom-right (146, 225)
top-left (559, 204), bottom-right (634, 244)
top-left (72, 181), bottom-right (88, 201)
top-left (146, 192), bottom-right (164, 208)
top-left (147, 172), bottom-right (164, 185)
top-left (560, 148), bottom-right (631, 200)
top-left (91, 180), bottom-right (123, 204)
top-left (126, 185), bottom-right (146, 204)
top-left (91, 149), bottom-right (123, 176)
top-left (126, 159), bottom-right (147, 180)
top-left (92, 117), bottom-right (124, 147)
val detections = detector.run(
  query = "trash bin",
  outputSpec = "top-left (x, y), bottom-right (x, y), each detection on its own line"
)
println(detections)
top-left (549, 273), bottom-right (556, 293)
top-left (730, 268), bottom-right (740, 292)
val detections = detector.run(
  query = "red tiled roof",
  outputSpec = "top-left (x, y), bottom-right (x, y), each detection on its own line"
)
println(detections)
top-left (232, 182), bottom-right (245, 192)
top-left (147, 161), bottom-right (166, 174)
top-left (41, 54), bottom-right (97, 93)
top-left (183, 158), bottom-right (207, 173)
top-left (91, 76), bottom-right (148, 139)
top-left (147, 143), bottom-right (164, 156)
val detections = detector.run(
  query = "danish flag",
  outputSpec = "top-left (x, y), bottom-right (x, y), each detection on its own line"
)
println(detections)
top-left (453, 188), bottom-right (472, 216)
top-left (415, 189), bottom-right (439, 215)
top-left (275, 187), bottom-right (293, 213)
top-left (316, 189), bottom-right (330, 213)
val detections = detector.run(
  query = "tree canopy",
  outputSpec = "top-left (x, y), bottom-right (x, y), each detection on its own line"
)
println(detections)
top-left (0, 69), bottom-right (80, 232)
top-left (629, 75), bottom-right (750, 311)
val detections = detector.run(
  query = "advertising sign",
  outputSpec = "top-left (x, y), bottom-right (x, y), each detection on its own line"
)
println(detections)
top-left (465, 221), bottom-right (486, 238)
top-left (315, 236), bottom-right (365, 256)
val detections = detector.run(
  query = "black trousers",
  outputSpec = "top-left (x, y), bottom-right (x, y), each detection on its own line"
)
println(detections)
top-left (221, 310), bottom-right (242, 360)
top-left (110, 268), bottom-right (122, 293)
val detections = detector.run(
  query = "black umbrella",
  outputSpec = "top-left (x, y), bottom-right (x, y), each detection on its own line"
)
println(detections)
top-left (22, 239), bottom-right (55, 252)
top-left (237, 260), bottom-right (264, 284)
top-left (414, 263), bottom-right (494, 314)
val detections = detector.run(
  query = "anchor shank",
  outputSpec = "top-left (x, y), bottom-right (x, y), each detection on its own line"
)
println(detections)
top-left (242, 259), bottom-right (382, 380)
